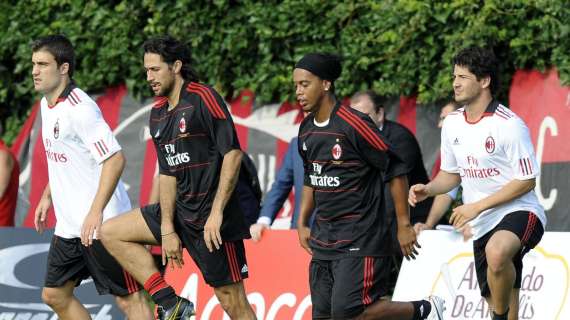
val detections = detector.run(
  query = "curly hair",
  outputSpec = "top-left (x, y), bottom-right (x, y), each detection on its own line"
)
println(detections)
top-left (452, 46), bottom-right (499, 95)
top-left (143, 36), bottom-right (199, 82)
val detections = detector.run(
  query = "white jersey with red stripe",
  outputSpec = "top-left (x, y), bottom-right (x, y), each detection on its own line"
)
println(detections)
top-left (40, 83), bottom-right (131, 239)
top-left (440, 100), bottom-right (546, 240)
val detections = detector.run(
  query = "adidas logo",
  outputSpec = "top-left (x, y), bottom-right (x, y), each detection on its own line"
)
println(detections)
top-left (302, 142), bottom-right (307, 151)
top-left (420, 305), bottom-right (424, 316)
top-left (453, 137), bottom-right (460, 145)
top-left (241, 264), bottom-right (248, 273)
top-left (154, 129), bottom-right (160, 138)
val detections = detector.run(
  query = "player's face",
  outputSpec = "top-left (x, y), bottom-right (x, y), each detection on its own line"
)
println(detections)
top-left (144, 53), bottom-right (176, 97)
top-left (438, 103), bottom-right (456, 128)
top-left (31, 50), bottom-right (66, 95)
top-left (452, 65), bottom-right (487, 105)
top-left (351, 94), bottom-right (383, 127)
top-left (293, 68), bottom-right (328, 113)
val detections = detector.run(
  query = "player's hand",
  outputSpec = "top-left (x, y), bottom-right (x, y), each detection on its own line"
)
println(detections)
top-left (34, 196), bottom-right (52, 234)
top-left (409, 184), bottom-right (430, 207)
top-left (81, 211), bottom-right (103, 246)
top-left (449, 203), bottom-right (481, 229)
top-left (397, 224), bottom-right (421, 260)
top-left (204, 211), bottom-right (223, 252)
top-left (250, 223), bottom-right (269, 242)
top-left (297, 225), bottom-right (313, 255)
top-left (162, 232), bottom-right (184, 269)
top-left (458, 224), bottom-right (473, 241)
top-left (413, 222), bottom-right (432, 235)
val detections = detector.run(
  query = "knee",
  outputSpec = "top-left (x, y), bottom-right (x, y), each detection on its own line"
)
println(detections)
top-left (216, 287), bottom-right (234, 311)
top-left (99, 219), bottom-right (118, 245)
top-left (115, 292), bottom-right (146, 314)
top-left (42, 287), bottom-right (70, 310)
top-left (485, 243), bottom-right (512, 273)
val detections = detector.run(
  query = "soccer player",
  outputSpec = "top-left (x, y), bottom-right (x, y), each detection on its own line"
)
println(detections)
top-left (294, 53), bottom-right (444, 320)
top-left (31, 35), bottom-right (152, 320)
top-left (100, 36), bottom-right (255, 320)
top-left (409, 46), bottom-right (546, 320)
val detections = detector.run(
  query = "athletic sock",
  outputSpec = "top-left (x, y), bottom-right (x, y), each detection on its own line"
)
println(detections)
top-left (144, 272), bottom-right (178, 310)
top-left (411, 300), bottom-right (432, 320)
top-left (492, 309), bottom-right (509, 320)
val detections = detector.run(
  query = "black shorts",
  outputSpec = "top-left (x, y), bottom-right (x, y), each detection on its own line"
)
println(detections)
top-left (141, 203), bottom-right (249, 288)
top-left (44, 236), bottom-right (140, 296)
top-left (473, 211), bottom-right (544, 297)
top-left (310, 256), bottom-right (391, 319)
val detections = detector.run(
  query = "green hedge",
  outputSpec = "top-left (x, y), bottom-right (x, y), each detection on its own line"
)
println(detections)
top-left (1, 0), bottom-right (568, 144)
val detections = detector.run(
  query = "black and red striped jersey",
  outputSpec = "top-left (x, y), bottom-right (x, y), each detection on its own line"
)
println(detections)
top-left (298, 102), bottom-right (407, 259)
top-left (149, 81), bottom-right (249, 240)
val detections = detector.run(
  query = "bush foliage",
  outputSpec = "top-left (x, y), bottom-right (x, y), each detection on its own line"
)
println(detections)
top-left (1, 0), bottom-right (568, 143)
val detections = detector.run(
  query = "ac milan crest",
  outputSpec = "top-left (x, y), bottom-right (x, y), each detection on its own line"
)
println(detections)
top-left (179, 115), bottom-right (186, 133)
top-left (54, 119), bottom-right (60, 139)
top-left (485, 136), bottom-right (495, 153)
top-left (332, 143), bottom-right (342, 160)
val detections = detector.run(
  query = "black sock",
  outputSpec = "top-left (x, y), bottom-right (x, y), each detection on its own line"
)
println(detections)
top-left (493, 309), bottom-right (509, 320)
top-left (411, 300), bottom-right (432, 320)
top-left (144, 272), bottom-right (178, 310)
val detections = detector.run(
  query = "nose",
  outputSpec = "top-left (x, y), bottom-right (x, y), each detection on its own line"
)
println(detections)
top-left (295, 84), bottom-right (302, 96)
top-left (146, 70), bottom-right (153, 82)
top-left (452, 77), bottom-right (460, 89)
top-left (32, 65), bottom-right (40, 76)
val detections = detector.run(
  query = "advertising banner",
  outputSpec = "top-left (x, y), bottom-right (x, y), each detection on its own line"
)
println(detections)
top-left (0, 227), bottom-right (122, 319)
top-left (165, 230), bottom-right (312, 320)
top-left (393, 230), bottom-right (570, 319)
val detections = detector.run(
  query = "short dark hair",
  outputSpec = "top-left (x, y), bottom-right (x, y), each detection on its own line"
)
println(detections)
top-left (143, 36), bottom-right (199, 82)
top-left (352, 90), bottom-right (386, 113)
top-left (452, 46), bottom-right (499, 95)
top-left (31, 35), bottom-right (75, 78)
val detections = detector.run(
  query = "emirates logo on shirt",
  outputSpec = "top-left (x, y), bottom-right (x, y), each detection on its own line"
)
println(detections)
top-left (179, 114), bottom-right (187, 133)
top-left (332, 143), bottom-right (342, 160)
top-left (485, 136), bottom-right (495, 153)
top-left (53, 119), bottom-right (60, 139)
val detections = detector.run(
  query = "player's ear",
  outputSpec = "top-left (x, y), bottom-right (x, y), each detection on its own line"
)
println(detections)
top-left (173, 60), bottom-right (182, 74)
top-left (480, 75), bottom-right (491, 90)
top-left (323, 80), bottom-right (332, 92)
top-left (59, 62), bottom-right (70, 76)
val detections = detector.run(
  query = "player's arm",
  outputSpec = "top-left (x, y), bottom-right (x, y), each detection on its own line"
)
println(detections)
top-left (388, 174), bottom-right (420, 260)
top-left (204, 149), bottom-right (243, 252)
top-left (0, 150), bottom-right (14, 198)
top-left (158, 172), bottom-right (185, 267)
top-left (81, 151), bottom-right (125, 246)
top-left (450, 178), bottom-right (535, 228)
top-left (34, 184), bottom-right (52, 233)
top-left (409, 170), bottom-right (460, 207)
top-left (297, 185), bottom-right (315, 255)
top-left (414, 193), bottom-right (454, 234)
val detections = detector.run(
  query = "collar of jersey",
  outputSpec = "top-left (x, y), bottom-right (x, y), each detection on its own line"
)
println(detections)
top-left (48, 81), bottom-right (77, 108)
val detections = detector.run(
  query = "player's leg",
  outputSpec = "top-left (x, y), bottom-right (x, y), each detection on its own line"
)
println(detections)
top-left (213, 281), bottom-right (255, 319)
top-left (100, 204), bottom-right (190, 317)
top-left (115, 291), bottom-right (153, 320)
top-left (42, 280), bottom-right (91, 320)
top-left (507, 289), bottom-right (519, 320)
top-left (84, 240), bottom-right (153, 319)
top-left (43, 236), bottom-right (92, 319)
top-left (190, 239), bottom-right (255, 318)
top-left (484, 212), bottom-right (544, 320)
top-left (334, 257), bottom-right (444, 320)
top-left (485, 230), bottom-right (520, 317)
top-left (309, 259), bottom-right (334, 320)
top-left (99, 206), bottom-right (159, 282)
